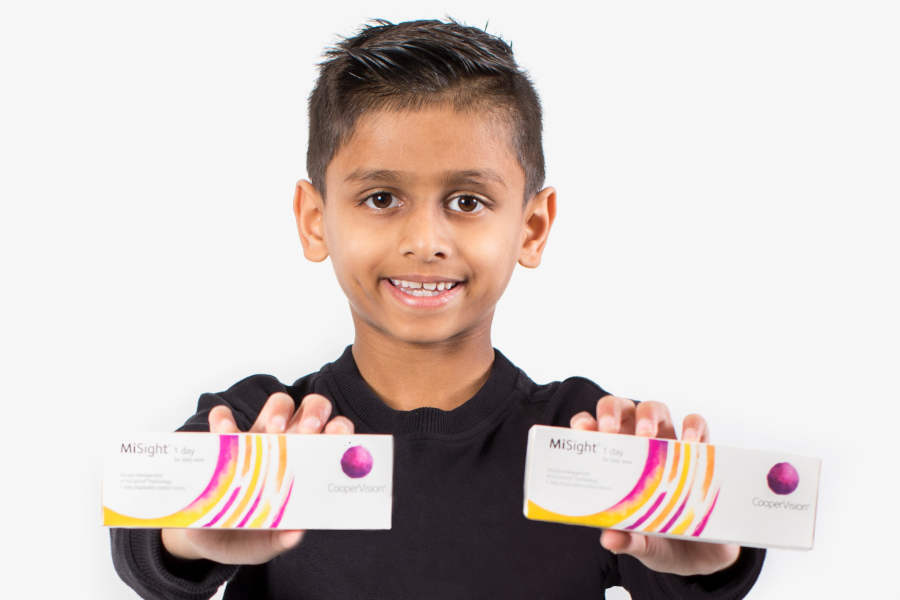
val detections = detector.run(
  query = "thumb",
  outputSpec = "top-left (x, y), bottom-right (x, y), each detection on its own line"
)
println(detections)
top-left (276, 530), bottom-right (304, 552)
top-left (600, 529), bottom-right (649, 557)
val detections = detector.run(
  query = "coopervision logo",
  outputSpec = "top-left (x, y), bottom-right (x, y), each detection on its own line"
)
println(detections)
top-left (328, 483), bottom-right (387, 494)
top-left (751, 497), bottom-right (811, 511)
top-left (341, 445), bottom-right (373, 478)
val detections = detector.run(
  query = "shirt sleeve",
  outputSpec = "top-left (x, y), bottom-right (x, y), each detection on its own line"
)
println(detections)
top-left (108, 374), bottom-right (300, 599)
top-left (109, 528), bottom-right (239, 600)
top-left (615, 546), bottom-right (766, 599)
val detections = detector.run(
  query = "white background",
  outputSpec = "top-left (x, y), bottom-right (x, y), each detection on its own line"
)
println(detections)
top-left (2, 1), bottom-right (897, 598)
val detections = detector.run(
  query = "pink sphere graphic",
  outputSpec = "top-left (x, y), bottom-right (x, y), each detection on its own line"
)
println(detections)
top-left (341, 445), bottom-right (373, 478)
top-left (767, 462), bottom-right (799, 495)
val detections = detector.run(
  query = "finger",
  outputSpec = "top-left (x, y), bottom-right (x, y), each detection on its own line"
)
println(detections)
top-left (681, 413), bottom-right (709, 443)
top-left (569, 411), bottom-right (598, 431)
top-left (595, 395), bottom-right (636, 434)
top-left (208, 405), bottom-right (240, 433)
top-left (634, 400), bottom-right (676, 439)
top-left (250, 392), bottom-right (297, 434)
top-left (323, 416), bottom-right (355, 434)
top-left (287, 393), bottom-right (333, 434)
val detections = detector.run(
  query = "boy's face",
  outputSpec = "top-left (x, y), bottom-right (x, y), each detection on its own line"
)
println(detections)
top-left (294, 105), bottom-right (555, 347)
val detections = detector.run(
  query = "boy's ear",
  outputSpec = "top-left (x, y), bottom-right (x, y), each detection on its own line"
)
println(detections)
top-left (518, 186), bottom-right (557, 268)
top-left (293, 179), bottom-right (329, 262)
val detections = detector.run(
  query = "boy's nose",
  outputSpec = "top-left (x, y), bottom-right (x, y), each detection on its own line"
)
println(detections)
top-left (398, 203), bottom-right (451, 260)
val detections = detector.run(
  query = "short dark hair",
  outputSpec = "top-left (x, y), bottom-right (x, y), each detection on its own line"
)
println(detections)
top-left (306, 17), bottom-right (545, 204)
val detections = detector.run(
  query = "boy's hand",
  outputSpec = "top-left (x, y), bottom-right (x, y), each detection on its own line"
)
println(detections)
top-left (160, 392), bottom-right (354, 565)
top-left (569, 396), bottom-right (741, 577)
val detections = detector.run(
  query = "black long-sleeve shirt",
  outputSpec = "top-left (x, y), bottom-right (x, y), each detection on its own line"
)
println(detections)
top-left (110, 345), bottom-right (765, 599)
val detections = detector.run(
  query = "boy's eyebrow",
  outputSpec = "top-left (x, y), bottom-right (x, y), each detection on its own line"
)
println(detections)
top-left (343, 168), bottom-right (507, 189)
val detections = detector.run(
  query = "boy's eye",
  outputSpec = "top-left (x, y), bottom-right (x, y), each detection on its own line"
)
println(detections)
top-left (448, 195), bottom-right (485, 213)
top-left (363, 191), bottom-right (400, 210)
top-left (362, 192), bottom-right (485, 214)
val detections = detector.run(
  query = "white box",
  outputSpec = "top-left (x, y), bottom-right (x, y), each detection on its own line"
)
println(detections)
top-left (523, 425), bottom-right (819, 549)
top-left (103, 432), bottom-right (393, 529)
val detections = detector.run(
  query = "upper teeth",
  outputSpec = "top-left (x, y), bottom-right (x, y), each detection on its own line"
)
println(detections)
top-left (390, 279), bottom-right (458, 291)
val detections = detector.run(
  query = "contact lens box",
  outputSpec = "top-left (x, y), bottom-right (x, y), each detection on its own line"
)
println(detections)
top-left (522, 425), bottom-right (819, 549)
top-left (103, 432), bottom-right (393, 529)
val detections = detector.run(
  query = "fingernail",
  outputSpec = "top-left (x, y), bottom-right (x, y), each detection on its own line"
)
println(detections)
top-left (635, 419), bottom-right (653, 436)
top-left (269, 415), bottom-right (286, 433)
top-left (300, 416), bottom-right (321, 433)
top-left (683, 427), bottom-right (698, 442)
top-left (598, 416), bottom-right (617, 432)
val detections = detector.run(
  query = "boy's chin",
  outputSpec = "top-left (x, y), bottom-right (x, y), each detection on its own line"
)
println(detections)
top-left (389, 331), bottom-right (466, 347)
top-left (352, 307), bottom-right (491, 347)
top-left (380, 323), bottom-right (479, 347)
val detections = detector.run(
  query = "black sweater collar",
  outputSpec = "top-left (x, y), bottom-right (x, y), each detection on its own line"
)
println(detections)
top-left (323, 344), bottom-right (519, 436)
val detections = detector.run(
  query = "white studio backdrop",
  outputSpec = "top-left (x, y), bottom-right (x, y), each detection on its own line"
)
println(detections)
top-left (1, 1), bottom-right (897, 598)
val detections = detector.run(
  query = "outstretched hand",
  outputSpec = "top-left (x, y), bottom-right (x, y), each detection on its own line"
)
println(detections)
top-left (569, 396), bottom-right (740, 577)
top-left (161, 392), bottom-right (355, 565)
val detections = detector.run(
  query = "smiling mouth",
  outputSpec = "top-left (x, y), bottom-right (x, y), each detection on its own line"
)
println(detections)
top-left (385, 278), bottom-right (464, 297)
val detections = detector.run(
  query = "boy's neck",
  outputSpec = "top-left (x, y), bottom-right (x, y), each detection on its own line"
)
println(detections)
top-left (349, 330), bottom-right (495, 412)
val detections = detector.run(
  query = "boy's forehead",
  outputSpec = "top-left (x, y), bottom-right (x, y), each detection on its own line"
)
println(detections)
top-left (326, 106), bottom-right (525, 193)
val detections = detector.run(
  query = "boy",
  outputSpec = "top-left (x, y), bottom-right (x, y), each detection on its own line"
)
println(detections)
top-left (111, 18), bottom-right (765, 599)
